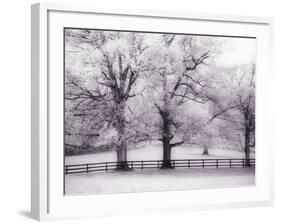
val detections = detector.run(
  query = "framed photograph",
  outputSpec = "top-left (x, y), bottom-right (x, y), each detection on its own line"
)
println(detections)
top-left (31, 2), bottom-right (274, 221)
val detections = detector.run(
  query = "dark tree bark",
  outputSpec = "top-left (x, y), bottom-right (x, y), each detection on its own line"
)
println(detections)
top-left (203, 145), bottom-right (209, 155)
top-left (240, 94), bottom-right (254, 167)
top-left (244, 126), bottom-right (251, 167)
top-left (157, 104), bottom-right (185, 169)
top-left (156, 71), bottom-right (174, 169)
top-left (115, 101), bottom-right (130, 170)
top-left (161, 110), bottom-right (173, 169)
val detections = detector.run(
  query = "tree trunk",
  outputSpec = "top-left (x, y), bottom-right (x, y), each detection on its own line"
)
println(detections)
top-left (244, 127), bottom-right (251, 167)
top-left (203, 144), bottom-right (209, 155)
top-left (161, 111), bottom-right (173, 169)
top-left (116, 138), bottom-right (129, 170)
top-left (159, 73), bottom-right (174, 169)
top-left (115, 101), bottom-right (130, 170)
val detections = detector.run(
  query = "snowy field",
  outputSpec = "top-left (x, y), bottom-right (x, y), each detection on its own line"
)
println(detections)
top-left (65, 143), bottom-right (255, 195)
top-left (65, 167), bottom-right (255, 195)
top-left (65, 142), bottom-right (255, 165)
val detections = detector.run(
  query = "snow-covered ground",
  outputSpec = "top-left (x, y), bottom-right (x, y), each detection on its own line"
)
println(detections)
top-left (65, 143), bottom-right (255, 195)
top-left (65, 142), bottom-right (255, 165)
top-left (65, 167), bottom-right (255, 195)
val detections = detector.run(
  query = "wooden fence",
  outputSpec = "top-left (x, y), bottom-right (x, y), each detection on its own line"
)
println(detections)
top-left (65, 158), bottom-right (255, 174)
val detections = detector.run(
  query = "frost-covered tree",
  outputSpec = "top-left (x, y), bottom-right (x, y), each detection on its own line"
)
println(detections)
top-left (207, 64), bottom-right (255, 165)
top-left (145, 34), bottom-right (219, 168)
top-left (65, 29), bottom-right (149, 169)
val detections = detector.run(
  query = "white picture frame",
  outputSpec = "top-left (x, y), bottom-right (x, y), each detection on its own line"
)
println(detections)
top-left (31, 2), bottom-right (274, 221)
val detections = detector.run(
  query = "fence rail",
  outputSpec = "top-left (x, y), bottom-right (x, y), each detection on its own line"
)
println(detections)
top-left (65, 158), bottom-right (255, 174)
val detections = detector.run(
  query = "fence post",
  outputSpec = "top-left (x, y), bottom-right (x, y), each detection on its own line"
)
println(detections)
top-left (202, 160), bottom-right (205, 168)
top-left (188, 160), bottom-right (190, 168)
top-left (216, 159), bottom-right (218, 168)
top-left (141, 161), bottom-right (143, 170)
top-left (106, 163), bottom-right (108, 172)
top-left (65, 165), bottom-right (68, 174)
top-left (86, 164), bottom-right (89, 173)
top-left (229, 159), bottom-right (232, 168)
top-left (131, 161), bottom-right (133, 170)
top-left (242, 159), bottom-right (245, 168)
top-left (157, 160), bottom-right (159, 168)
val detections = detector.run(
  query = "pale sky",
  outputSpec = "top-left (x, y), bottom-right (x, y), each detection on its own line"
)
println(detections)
top-left (143, 33), bottom-right (257, 67)
top-left (215, 37), bottom-right (256, 67)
